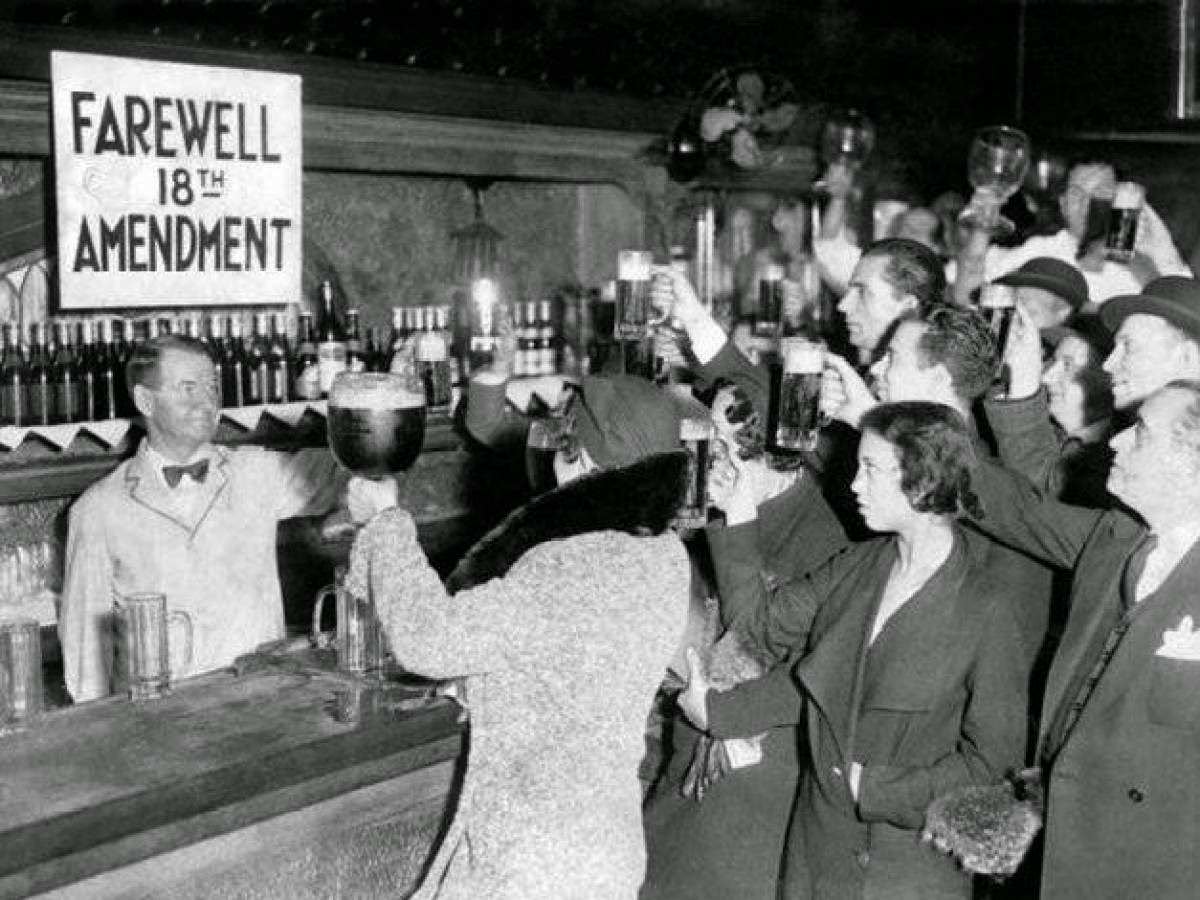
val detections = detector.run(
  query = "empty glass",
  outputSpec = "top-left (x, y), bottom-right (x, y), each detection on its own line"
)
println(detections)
top-left (0, 618), bottom-right (41, 730)
top-left (113, 593), bottom-right (194, 701)
top-left (960, 126), bottom-right (1031, 236)
top-left (312, 567), bottom-right (385, 678)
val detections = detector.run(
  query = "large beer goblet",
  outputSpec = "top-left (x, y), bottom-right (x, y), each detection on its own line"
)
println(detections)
top-left (327, 372), bottom-right (427, 479)
top-left (960, 126), bottom-right (1031, 237)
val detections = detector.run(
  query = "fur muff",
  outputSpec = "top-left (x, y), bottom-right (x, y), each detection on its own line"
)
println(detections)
top-left (446, 450), bottom-right (690, 593)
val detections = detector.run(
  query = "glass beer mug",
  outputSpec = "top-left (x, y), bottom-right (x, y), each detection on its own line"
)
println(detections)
top-left (0, 617), bottom-right (42, 729)
top-left (980, 283), bottom-right (1017, 356)
top-left (773, 338), bottom-right (825, 452)
top-left (311, 566), bottom-right (385, 677)
top-left (1106, 181), bottom-right (1144, 263)
top-left (112, 593), bottom-right (194, 701)
top-left (674, 416), bottom-right (714, 530)
top-left (615, 250), bottom-right (669, 339)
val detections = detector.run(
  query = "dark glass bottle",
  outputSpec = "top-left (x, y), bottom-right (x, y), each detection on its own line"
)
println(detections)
top-left (113, 319), bottom-right (135, 418)
top-left (52, 321), bottom-right (82, 424)
top-left (95, 318), bottom-right (121, 420)
top-left (221, 316), bottom-right (246, 408)
top-left (77, 319), bottom-right (100, 422)
top-left (364, 326), bottom-right (385, 373)
top-left (0, 323), bottom-right (26, 426)
top-left (293, 312), bottom-right (321, 401)
top-left (315, 280), bottom-right (347, 397)
top-left (25, 323), bottom-right (54, 426)
top-left (386, 307), bottom-right (407, 373)
top-left (245, 312), bottom-right (270, 406)
top-left (266, 313), bottom-right (291, 404)
top-left (345, 307), bottom-right (366, 373)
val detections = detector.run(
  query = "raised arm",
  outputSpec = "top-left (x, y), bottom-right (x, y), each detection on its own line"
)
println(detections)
top-left (345, 506), bottom-right (521, 678)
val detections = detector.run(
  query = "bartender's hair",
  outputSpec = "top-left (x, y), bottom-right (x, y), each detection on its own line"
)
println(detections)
top-left (913, 305), bottom-right (999, 402)
top-left (125, 335), bottom-right (213, 398)
top-left (860, 401), bottom-right (982, 518)
top-left (861, 237), bottom-right (948, 312)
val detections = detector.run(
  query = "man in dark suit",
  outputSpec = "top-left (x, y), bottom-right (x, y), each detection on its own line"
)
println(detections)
top-left (964, 376), bottom-right (1200, 899)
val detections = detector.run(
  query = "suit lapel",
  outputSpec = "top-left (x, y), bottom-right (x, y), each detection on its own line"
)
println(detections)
top-left (859, 530), bottom-right (973, 711)
top-left (1076, 536), bottom-right (1200, 719)
top-left (1039, 515), bottom-right (1143, 745)
top-left (126, 443), bottom-right (230, 539)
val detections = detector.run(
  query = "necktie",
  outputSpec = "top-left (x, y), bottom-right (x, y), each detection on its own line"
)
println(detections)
top-left (162, 459), bottom-right (209, 488)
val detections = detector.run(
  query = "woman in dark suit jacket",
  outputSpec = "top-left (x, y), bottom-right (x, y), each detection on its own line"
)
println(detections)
top-left (679, 401), bottom-right (1030, 900)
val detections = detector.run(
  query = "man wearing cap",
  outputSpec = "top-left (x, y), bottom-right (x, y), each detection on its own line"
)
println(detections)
top-left (987, 276), bottom-right (1200, 503)
top-left (960, 379), bottom-right (1200, 899)
top-left (345, 374), bottom-right (693, 900)
top-left (955, 162), bottom-right (1191, 306)
top-left (993, 256), bottom-right (1090, 330)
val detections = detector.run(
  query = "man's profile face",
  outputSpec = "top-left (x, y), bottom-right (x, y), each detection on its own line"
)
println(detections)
top-left (1107, 387), bottom-right (1195, 515)
top-left (1104, 314), bottom-right (1196, 410)
top-left (141, 348), bottom-right (220, 450)
top-left (838, 253), bottom-right (915, 353)
top-left (869, 321), bottom-right (942, 403)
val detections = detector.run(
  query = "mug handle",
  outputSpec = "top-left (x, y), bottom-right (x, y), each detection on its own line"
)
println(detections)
top-left (169, 610), bottom-right (194, 672)
top-left (311, 586), bottom-right (338, 649)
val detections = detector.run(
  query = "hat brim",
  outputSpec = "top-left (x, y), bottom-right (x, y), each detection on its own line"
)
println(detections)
top-left (1100, 293), bottom-right (1200, 344)
top-left (994, 272), bottom-right (1088, 311)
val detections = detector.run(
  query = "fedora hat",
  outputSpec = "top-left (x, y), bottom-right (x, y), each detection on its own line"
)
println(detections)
top-left (995, 257), bottom-right (1089, 312)
top-left (1100, 276), bottom-right (1200, 343)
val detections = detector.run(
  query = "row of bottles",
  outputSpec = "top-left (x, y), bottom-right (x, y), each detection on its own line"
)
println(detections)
top-left (0, 319), bottom-right (129, 427)
top-left (0, 279), bottom-right (583, 428)
top-left (512, 300), bottom-right (557, 377)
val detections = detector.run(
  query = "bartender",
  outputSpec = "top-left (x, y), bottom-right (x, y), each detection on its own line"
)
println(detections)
top-left (58, 334), bottom-right (345, 702)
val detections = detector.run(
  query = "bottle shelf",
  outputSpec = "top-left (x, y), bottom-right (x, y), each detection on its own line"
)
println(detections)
top-left (0, 403), bottom-right (462, 503)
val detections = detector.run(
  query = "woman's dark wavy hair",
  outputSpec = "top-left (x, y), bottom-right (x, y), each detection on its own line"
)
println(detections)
top-left (710, 378), bottom-right (806, 472)
top-left (859, 401), bottom-right (982, 518)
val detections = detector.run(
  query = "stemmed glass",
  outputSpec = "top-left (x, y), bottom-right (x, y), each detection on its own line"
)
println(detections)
top-left (819, 108), bottom-right (877, 175)
top-left (959, 126), bottom-right (1031, 237)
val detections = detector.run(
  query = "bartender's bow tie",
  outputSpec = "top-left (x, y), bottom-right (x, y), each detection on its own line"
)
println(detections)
top-left (162, 459), bottom-right (210, 488)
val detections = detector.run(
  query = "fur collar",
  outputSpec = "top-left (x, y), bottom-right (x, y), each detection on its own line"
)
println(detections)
top-left (446, 450), bottom-right (690, 593)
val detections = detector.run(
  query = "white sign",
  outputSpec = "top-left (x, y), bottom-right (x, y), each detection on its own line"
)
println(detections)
top-left (51, 51), bottom-right (302, 309)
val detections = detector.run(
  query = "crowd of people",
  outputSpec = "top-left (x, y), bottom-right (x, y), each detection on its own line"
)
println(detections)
top-left (56, 150), bottom-right (1200, 899)
top-left (343, 155), bottom-right (1200, 900)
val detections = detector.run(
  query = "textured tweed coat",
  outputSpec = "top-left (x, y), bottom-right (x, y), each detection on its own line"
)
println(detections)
top-left (346, 453), bottom-right (692, 900)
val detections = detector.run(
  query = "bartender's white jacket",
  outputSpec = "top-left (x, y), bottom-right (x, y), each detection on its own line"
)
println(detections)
top-left (58, 441), bottom-right (343, 702)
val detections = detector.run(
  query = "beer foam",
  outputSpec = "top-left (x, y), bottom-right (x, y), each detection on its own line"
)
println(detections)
top-left (783, 339), bottom-right (823, 374)
top-left (329, 373), bottom-right (426, 409)
top-left (1113, 181), bottom-right (1145, 210)
top-left (980, 283), bottom-right (1016, 309)
top-left (618, 249), bottom-right (653, 281)
top-left (679, 418), bottom-right (713, 441)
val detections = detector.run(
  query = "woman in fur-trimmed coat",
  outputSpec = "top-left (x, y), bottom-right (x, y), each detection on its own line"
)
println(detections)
top-left (346, 450), bottom-right (692, 900)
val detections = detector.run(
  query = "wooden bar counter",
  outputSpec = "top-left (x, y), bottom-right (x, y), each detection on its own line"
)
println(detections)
top-left (0, 661), bottom-right (465, 899)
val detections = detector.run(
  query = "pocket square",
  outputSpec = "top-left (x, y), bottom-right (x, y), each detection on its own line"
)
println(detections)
top-left (1155, 615), bottom-right (1200, 660)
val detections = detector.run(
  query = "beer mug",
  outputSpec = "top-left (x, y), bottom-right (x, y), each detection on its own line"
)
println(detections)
top-left (615, 251), bottom-right (667, 339)
top-left (773, 338), bottom-right (825, 452)
top-left (0, 618), bottom-right (42, 729)
top-left (311, 567), bottom-right (385, 677)
top-left (526, 414), bottom-right (569, 495)
top-left (756, 263), bottom-right (786, 337)
top-left (113, 593), bottom-right (194, 701)
top-left (1106, 181), bottom-right (1144, 263)
top-left (675, 417), bottom-right (714, 530)
top-left (980, 283), bottom-right (1017, 357)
